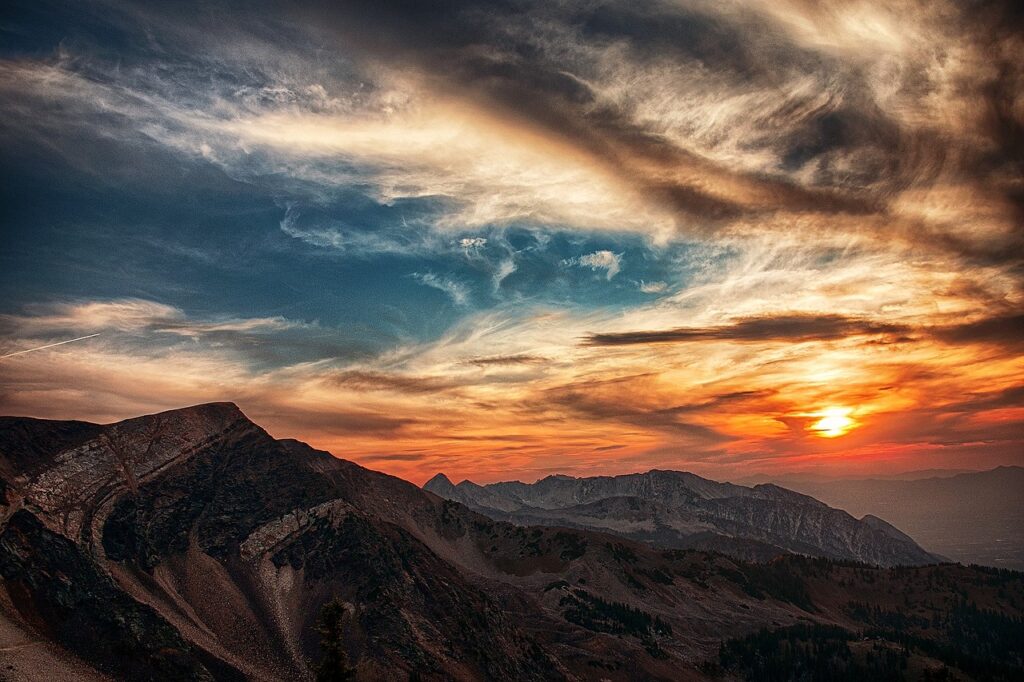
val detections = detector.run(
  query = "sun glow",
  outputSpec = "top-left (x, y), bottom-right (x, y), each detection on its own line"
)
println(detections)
top-left (811, 407), bottom-right (856, 438)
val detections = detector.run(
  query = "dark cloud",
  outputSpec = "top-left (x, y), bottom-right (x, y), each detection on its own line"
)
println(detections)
top-left (656, 390), bottom-right (777, 415)
top-left (358, 452), bottom-right (432, 462)
top-left (933, 313), bottom-right (1024, 350)
top-left (462, 354), bottom-right (546, 367)
top-left (542, 377), bottom-right (734, 443)
top-left (582, 310), bottom-right (1023, 352)
top-left (582, 314), bottom-right (909, 346)
top-left (326, 370), bottom-right (456, 395)
top-left (256, 406), bottom-right (417, 436)
top-left (938, 384), bottom-right (1024, 414)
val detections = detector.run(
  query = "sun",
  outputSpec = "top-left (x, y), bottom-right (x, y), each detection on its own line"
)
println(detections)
top-left (810, 407), bottom-right (856, 438)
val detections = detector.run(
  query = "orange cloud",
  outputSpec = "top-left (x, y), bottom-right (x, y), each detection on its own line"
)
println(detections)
top-left (2, 293), bottom-right (1021, 484)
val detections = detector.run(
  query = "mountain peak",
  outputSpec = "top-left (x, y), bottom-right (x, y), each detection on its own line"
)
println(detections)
top-left (539, 473), bottom-right (576, 482)
top-left (861, 514), bottom-right (919, 547)
top-left (423, 472), bottom-right (455, 493)
top-left (123, 401), bottom-right (258, 434)
top-left (145, 401), bottom-right (246, 421)
top-left (5, 401), bottom-right (262, 539)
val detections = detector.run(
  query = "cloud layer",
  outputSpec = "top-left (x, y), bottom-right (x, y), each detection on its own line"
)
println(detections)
top-left (1, 0), bottom-right (1021, 483)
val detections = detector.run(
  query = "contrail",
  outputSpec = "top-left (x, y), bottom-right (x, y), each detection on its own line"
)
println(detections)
top-left (0, 333), bottom-right (101, 360)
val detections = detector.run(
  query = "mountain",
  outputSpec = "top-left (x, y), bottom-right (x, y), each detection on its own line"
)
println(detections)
top-left (424, 470), bottom-right (941, 567)
top-left (733, 468), bottom-right (979, 487)
top-left (775, 467), bottom-right (1024, 570)
top-left (1, 404), bottom-right (1021, 681)
top-left (0, 405), bottom-right (564, 681)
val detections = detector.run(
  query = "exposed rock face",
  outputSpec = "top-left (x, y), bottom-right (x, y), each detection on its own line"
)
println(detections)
top-left (1, 404), bottom-right (1015, 682)
top-left (0, 508), bottom-right (237, 681)
top-left (424, 470), bottom-right (941, 566)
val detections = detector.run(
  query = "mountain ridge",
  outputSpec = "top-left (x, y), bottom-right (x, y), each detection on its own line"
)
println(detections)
top-left (772, 466), bottom-right (1024, 570)
top-left (424, 468), bottom-right (941, 567)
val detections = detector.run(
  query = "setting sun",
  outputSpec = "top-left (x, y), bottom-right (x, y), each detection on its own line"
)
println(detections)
top-left (811, 407), bottom-right (856, 438)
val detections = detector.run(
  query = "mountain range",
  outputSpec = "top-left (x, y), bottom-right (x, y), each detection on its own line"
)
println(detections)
top-left (1, 403), bottom-right (1021, 681)
top-left (769, 467), bottom-right (1024, 571)
top-left (424, 470), bottom-right (941, 566)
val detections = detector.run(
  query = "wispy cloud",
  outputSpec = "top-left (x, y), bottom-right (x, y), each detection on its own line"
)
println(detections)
top-left (410, 273), bottom-right (471, 306)
top-left (0, 299), bottom-right (304, 337)
top-left (564, 250), bottom-right (623, 280)
top-left (492, 258), bottom-right (517, 292)
top-left (638, 281), bottom-right (668, 294)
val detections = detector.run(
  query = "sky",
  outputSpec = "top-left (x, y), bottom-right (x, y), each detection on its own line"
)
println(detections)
top-left (1, 0), bottom-right (1022, 485)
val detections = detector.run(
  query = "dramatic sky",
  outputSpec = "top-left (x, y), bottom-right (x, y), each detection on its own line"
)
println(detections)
top-left (1, 0), bottom-right (1022, 484)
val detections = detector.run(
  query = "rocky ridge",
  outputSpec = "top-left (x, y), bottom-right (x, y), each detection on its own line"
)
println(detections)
top-left (424, 470), bottom-right (941, 566)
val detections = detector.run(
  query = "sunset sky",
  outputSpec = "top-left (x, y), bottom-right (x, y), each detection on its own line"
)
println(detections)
top-left (1, 0), bottom-right (1022, 484)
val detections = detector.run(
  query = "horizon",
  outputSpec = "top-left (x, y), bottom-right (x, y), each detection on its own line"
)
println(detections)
top-left (426, 465), bottom-right (1016, 489)
top-left (0, 399), bottom-right (1011, 488)
top-left (2, 0), bottom-right (1023, 485)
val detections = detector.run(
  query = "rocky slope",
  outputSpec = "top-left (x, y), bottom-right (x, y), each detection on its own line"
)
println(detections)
top-left (423, 470), bottom-right (941, 566)
top-left (0, 404), bottom-right (1018, 681)
top-left (0, 405), bottom-right (564, 681)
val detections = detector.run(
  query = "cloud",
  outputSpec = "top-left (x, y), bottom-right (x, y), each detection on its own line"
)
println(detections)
top-left (935, 384), bottom-right (1024, 414)
top-left (4, 0), bottom-right (1022, 274)
top-left (564, 250), bottom-right (622, 280)
top-left (462, 354), bottom-right (546, 367)
top-left (279, 205), bottom-right (349, 250)
top-left (252, 404), bottom-right (419, 436)
top-left (0, 299), bottom-right (372, 372)
top-left (639, 280), bottom-right (667, 294)
top-left (0, 42), bottom-right (670, 237)
top-left (0, 299), bottom-right (302, 337)
top-left (459, 237), bottom-right (487, 251)
top-left (326, 370), bottom-right (455, 395)
top-left (410, 272), bottom-right (470, 306)
top-left (582, 313), bottom-right (909, 346)
top-left (292, 0), bottom-right (1024, 273)
top-left (492, 258), bottom-right (517, 292)
top-left (933, 312), bottom-right (1024, 351)
top-left (1, 1), bottom-right (1022, 484)
top-left (542, 375), bottom-right (734, 443)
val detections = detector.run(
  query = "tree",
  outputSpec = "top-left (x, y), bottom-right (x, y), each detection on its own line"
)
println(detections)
top-left (315, 599), bottom-right (356, 682)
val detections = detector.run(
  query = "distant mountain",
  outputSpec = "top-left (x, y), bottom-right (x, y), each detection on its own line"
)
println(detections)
top-left (425, 470), bottom-right (942, 567)
top-left (1, 404), bottom-right (1021, 681)
top-left (733, 468), bottom-right (979, 487)
top-left (776, 467), bottom-right (1024, 571)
